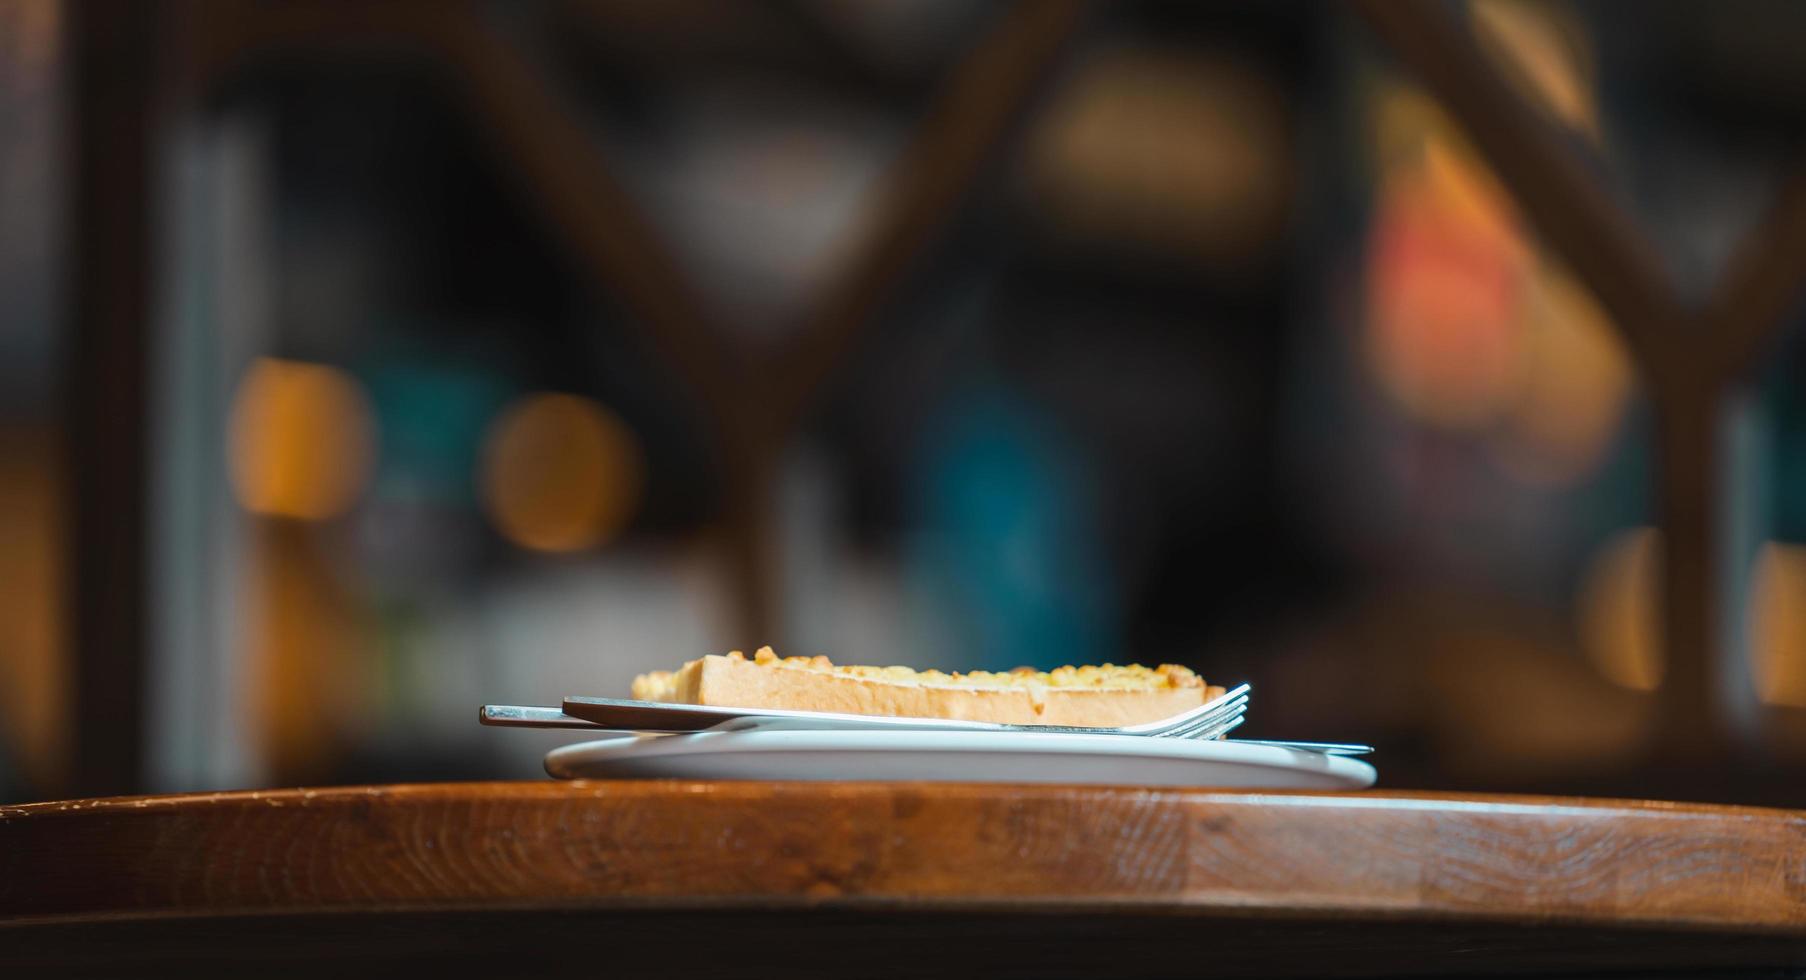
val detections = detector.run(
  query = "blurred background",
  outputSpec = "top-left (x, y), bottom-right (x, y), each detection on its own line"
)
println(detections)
top-left (4, 0), bottom-right (1806, 805)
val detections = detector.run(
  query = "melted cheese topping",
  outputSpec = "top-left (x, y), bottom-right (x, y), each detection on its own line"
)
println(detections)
top-left (636, 646), bottom-right (1204, 697)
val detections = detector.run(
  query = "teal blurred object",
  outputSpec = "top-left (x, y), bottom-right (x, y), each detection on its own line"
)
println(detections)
top-left (362, 350), bottom-right (515, 509)
top-left (347, 344), bottom-right (519, 598)
top-left (1765, 373), bottom-right (1806, 543)
top-left (907, 387), bottom-right (1116, 672)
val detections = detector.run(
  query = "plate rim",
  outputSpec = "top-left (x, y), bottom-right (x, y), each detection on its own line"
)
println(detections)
top-left (544, 730), bottom-right (1377, 788)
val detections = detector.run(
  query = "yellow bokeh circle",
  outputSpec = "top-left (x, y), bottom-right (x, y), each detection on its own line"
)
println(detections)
top-left (480, 393), bottom-right (644, 553)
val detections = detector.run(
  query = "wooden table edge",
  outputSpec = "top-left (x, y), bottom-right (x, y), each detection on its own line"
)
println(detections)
top-left (5, 781), bottom-right (1804, 935)
top-left (6, 781), bottom-right (1806, 818)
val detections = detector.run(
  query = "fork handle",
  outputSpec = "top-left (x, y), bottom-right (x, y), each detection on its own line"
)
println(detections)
top-left (560, 696), bottom-right (1018, 733)
top-left (483, 704), bottom-right (1368, 756)
top-left (490, 703), bottom-right (1243, 737)
top-left (479, 705), bottom-right (608, 729)
top-left (482, 703), bottom-right (1006, 734)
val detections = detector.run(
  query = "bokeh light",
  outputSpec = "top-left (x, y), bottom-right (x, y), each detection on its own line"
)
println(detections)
top-left (480, 393), bottom-right (645, 553)
top-left (1491, 268), bottom-right (1632, 485)
top-left (228, 358), bottom-right (377, 521)
top-left (1023, 47), bottom-right (1291, 264)
top-left (0, 428), bottom-right (62, 789)
top-left (1748, 542), bottom-right (1806, 709)
top-left (1469, 0), bottom-right (1599, 139)
top-left (1577, 527), bottom-right (1664, 692)
top-left (1364, 132), bottom-right (1530, 430)
top-left (1363, 0), bottom-right (1620, 456)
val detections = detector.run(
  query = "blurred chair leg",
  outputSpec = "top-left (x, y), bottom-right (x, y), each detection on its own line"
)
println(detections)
top-left (63, 0), bottom-right (159, 798)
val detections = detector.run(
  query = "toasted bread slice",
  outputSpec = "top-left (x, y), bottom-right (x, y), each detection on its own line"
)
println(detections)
top-left (631, 647), bottom-right (1224, 727)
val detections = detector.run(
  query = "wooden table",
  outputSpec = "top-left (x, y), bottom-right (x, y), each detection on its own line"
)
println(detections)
top-left (4, 782), bottom-right (1804, 977)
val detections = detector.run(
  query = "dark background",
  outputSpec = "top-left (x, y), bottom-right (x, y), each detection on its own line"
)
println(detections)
top-left (4, 0), bottom-right (1806, 805)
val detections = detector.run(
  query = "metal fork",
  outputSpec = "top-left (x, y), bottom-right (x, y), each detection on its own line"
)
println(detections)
top-left (480, 684), bottom-right (1249, 739)
top-left (479, 691), bottom-right (1373, 754)
top-left (561, 684), bottom-right (1250, 738)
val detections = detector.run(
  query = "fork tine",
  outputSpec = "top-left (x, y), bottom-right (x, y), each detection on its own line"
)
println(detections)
top-left (1204, 683), bottom-right (1251, 713)
top-left (1164, 695), bottom-right (1246, 735)
top-left (1169, 713), bottom-right (1245, 741)
top-left (1192, 714), bottom-right (1246, 741)
top-left (1168, 692), bottom-right (1247, 730)
top-left (1164, 711), bottom-right (1244, 741)
top-left (1160, 699), bottom-right (1248, 739)
top-left (1122, 684), bottom-right (1250, 736)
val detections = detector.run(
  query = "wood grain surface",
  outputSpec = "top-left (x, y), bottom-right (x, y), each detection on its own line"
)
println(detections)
top-left (4, 782), bottom-right (1805, 977)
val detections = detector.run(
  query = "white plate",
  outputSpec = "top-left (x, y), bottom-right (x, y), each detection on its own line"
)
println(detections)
top-left (544, 730), bottom-right (1376, 789)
